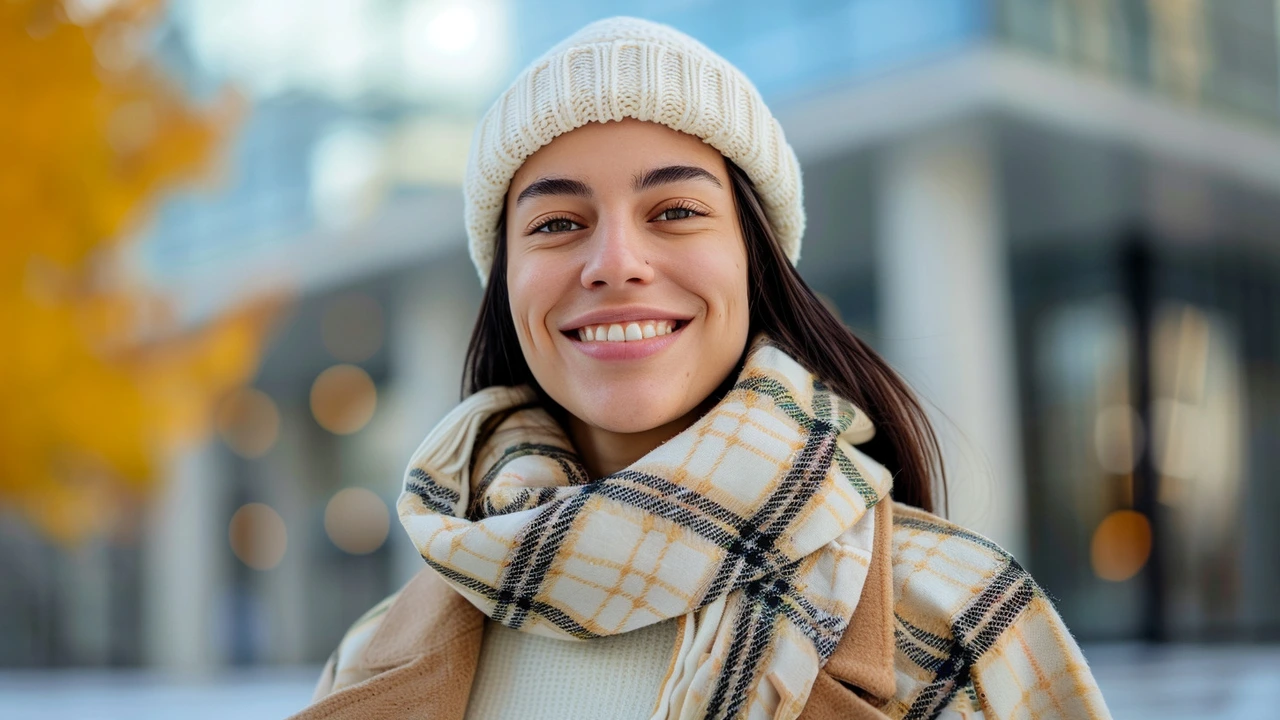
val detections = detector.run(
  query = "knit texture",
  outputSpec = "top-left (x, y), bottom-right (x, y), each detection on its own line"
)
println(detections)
top-left (463, 618), bottom-right (677, 720)
top-left (463, 16), bottom-right (805, 284)
top-left (397, 337), bottom-right (889, 720)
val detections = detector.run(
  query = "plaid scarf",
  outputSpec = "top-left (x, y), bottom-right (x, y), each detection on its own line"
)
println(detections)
top-left (397, 340), bottom-right (892, 720)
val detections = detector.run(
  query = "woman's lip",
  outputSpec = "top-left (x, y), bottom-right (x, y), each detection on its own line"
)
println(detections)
top-left (559, 307), bottom-right (692, 332)
top-left (568, 320), bottom-right (686, 361)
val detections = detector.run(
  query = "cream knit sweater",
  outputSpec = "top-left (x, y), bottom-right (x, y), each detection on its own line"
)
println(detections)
top-left (463, 618), bottom-right (678, 720)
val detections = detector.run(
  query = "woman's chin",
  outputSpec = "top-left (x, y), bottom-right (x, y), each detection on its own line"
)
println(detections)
top-left (563, 391), bottom-right (698, 437)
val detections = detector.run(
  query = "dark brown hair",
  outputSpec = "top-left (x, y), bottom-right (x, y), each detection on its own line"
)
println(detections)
top-left (463, 160), bottom-right (946, 513)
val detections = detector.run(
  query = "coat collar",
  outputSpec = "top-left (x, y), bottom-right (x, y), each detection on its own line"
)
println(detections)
top-left (360, 563), bottom-right (484, 671)
top-left (819, 498), bottom-right (898, 699)
top-left (796, 498), bottom-right (896, 720)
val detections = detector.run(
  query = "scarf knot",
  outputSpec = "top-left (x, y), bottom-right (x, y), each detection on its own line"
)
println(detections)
top-left (397, 339), bottom-right (891, 720)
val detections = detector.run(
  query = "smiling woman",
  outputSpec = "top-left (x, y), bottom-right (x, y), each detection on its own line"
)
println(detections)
top-left (503, 120), bottom-right (749, 477)
top-left (293, 17), bottom-right (1112, 720)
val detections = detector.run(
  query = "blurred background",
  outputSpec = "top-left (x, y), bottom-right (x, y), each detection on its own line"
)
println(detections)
top-left (2, 0), bottom-right (1278, 717)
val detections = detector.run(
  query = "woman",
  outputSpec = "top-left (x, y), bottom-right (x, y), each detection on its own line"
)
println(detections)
top-left (295, 17), bottom-right (1111, 720)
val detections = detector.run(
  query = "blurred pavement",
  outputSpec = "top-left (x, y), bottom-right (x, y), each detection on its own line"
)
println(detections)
top-left (0, 644), bottom-right (1276, 719)
top-left (1089, 643), bottom-right (1280, 719)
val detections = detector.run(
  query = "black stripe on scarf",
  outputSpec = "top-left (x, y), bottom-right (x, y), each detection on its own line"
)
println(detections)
top-left (492, 488), bottom-right (596, 628)
top-left (702, 384), bottom-right (846, 718)
top-left (706, 561), bottom-right (803, 719)
top-left (471, 442), bottom-right (587, 516)
top-left (421, 559), bottom-right (605, 638)
top-left (405, 469), bottom-right (460, 514)
top-left (783, 589), bottom-right (849, 660)
top-left (901, 559), bottom-right (1037, 720)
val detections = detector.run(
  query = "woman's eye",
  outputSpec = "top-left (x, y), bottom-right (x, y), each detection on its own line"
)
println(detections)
top-left (535, 218), bottom-right (582, 233)
top-left (655, 207), bottom-right (698, 221)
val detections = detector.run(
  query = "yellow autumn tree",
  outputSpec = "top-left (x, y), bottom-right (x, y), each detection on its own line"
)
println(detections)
top-left (0, 0), bottom-right (279, 543)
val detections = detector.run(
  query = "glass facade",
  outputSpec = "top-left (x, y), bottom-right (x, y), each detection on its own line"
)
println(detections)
top-left (996, 0), bottom-right (1280, 126)
top-left (511, 0), bottom-right (989, 97)
top-left (1013, 233), bottom-right (1280, 641)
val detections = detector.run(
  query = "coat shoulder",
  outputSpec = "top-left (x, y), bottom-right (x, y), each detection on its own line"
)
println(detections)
top-left (309, 566), bottom-right (487, 707)
top-left (314, 587), bottom-right (403, 699)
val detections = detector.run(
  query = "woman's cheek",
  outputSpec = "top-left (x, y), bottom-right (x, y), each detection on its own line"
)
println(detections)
top-left (690, 250), bottom-right (749, 326)
top-left (509, 260), bottom-right (553, 341)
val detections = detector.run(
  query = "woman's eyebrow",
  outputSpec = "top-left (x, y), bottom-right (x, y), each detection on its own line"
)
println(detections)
top-left (634, 165), bottom-right (723, 192)
top-left (515, 177), bottom-right (592, 206)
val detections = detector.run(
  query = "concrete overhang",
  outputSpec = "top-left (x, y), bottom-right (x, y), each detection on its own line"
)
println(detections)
top-left (778, 45), bottom-right (1280, 194)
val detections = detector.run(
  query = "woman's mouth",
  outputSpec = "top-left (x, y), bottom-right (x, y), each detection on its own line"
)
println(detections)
top-left (562, 317), bottom-right (690, 361)
top-left (569, 319), bottom-right (683, 343)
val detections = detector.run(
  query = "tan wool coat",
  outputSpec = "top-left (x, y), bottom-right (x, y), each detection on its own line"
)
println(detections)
top-left (292, 501), bottom-right (1112, 720)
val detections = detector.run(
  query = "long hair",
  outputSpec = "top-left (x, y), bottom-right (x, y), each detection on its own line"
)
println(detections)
top-left (463, 159), bottom-right (946, 513)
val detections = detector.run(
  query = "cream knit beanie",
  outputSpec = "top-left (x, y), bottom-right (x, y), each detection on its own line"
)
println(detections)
top-left (463, 16), bottom-right (804, 284)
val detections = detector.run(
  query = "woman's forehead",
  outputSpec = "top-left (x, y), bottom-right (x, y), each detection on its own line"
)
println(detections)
top-left (509, 119), bottom-right (728, 195)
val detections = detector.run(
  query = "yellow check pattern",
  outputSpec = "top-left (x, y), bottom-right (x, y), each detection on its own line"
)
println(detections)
top-left (883, 503), bottom-right (1112, 719)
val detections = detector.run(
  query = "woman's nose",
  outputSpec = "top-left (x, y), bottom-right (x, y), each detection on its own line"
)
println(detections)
top-left (580, 218), bottom-right (656, 288)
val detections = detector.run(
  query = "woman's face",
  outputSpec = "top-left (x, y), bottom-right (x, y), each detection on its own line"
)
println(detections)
top-left (505, 119), bottom-right (750, 435)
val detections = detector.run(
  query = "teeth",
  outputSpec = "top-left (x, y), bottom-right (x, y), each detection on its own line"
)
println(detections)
top-left (575, 320), bottom-right (680, 343)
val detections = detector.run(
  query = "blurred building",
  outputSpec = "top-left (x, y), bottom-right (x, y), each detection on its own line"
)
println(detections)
top-left (3, 0), bottom-right (1279, 673)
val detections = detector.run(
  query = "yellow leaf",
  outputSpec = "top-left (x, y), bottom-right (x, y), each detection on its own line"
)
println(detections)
top-left (0, 0), bottom-right (283, 544)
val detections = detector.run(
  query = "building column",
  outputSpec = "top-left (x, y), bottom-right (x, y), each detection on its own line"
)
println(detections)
top-left (875, 124), bottom-right (1027, 559)
top-left (386, 255), bottom-right (480, 585)
top-left (57, 540), bottom-right (111, 665)
top-left (258, 414), bottom-right (311, 664)
top-left (142, 441), bottom-right (227, 672)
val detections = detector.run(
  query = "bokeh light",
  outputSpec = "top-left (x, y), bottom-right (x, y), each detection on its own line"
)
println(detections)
top-left (1090, 510), bottom-right (1153, 582)
top-left (320, 292), bottom-right (384, 363)
top-left (215, 387), bottom-right (281, 459)
top-left (228, 503), bottom-right (288, 570)
top-left (310, 124), bottom-right (386, 229)
top-left (1094, 404), bottom-right (1144, 475)
top-left (324, 487), bottom-right (390, 555)
top-left (310, 364), bottom-right (377, 434)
